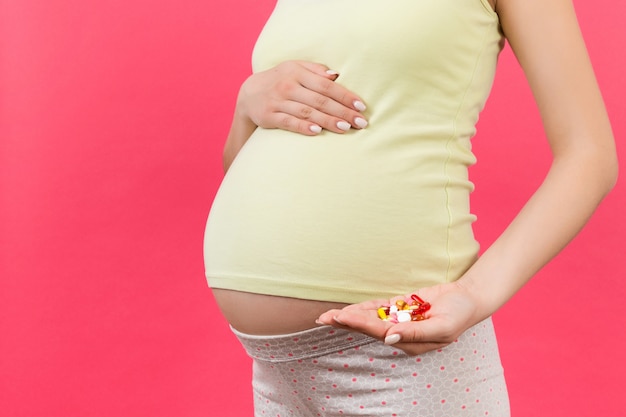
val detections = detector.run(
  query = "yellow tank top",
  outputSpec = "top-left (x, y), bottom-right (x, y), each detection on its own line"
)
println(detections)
top-left (204, 0), bottom-right (503, 304)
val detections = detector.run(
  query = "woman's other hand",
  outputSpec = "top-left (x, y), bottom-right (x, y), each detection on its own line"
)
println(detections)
top-left (316, 282), bottom-right (484, 356)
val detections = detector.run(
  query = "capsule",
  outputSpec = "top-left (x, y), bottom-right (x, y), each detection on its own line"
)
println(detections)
top-left (411, 314), bottom-right (426, 322)
top-left (411, 294), bottom-right (427, 305)
top-left (415, 303), bottom-right (431, 314)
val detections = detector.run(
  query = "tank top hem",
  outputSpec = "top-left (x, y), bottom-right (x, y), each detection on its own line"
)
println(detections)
top-left (207, 272), bottom-right (455, 305)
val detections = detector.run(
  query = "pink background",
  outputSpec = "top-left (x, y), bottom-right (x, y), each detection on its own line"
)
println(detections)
top-left (1, 1), bottom-right (624, 416)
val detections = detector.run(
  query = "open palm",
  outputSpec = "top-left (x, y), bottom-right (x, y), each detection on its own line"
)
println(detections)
top-left (317, 282), bottom-right (484, 356)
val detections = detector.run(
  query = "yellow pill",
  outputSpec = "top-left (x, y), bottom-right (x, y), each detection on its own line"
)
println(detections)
top-left (377, 307), bottom-right (388, 320)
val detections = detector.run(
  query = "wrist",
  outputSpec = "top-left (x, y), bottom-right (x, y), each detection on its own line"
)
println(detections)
top-left (454, 272), bottom-right (504, 322)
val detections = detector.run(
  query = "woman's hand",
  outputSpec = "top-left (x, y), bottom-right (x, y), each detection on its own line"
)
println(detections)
top-left (238, 60), bottom-right (368, 135)
top-left (316, 282), bottom-right (485, 356)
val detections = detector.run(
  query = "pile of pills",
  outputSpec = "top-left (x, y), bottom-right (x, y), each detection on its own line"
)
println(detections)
top-left (377, 294), bottom-right (431, 323)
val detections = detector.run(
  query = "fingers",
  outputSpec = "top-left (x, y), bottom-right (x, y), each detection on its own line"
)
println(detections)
top-left (316, 308), bottom-right (345, 326)
top-left (275, 98), bottom-right (367, 135)
top-left (295, 69), bottom-right (368, 131)
top-left (383, 318), bottom-right (438, 344)
top-left (265, 112), bottom-right (327, 137)
top-left (382, 317), bottom-right (459, 355)
top-left (244, 60), bottom-right (368, 136)
top-left (318, 307), bottom-right (391, 340)
top-left (316, 298), bottom-right (390, 324)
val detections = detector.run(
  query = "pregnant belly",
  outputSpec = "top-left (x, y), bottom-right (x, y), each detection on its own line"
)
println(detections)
top-left (205, 128), bottom-right (478, 307)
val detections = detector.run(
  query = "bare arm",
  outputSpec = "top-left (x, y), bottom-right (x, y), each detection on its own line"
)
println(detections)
top-left (455, 0), bottom-right (617, 318)
top-left (318, 0), bottom-right (618, 354)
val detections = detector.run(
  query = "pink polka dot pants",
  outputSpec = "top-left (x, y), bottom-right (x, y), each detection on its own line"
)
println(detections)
top-left (232, 317), bottom-right (510, 417)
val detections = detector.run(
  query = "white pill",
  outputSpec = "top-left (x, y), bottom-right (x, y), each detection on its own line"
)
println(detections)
top-left (397, 311), bottom-right (412, 323)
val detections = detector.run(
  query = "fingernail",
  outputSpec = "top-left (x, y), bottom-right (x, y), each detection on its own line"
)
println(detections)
top-left (315, 319), bottom-right (324, 325)
top-left (355, 117), bottom-right (368, 129)
top-left (353, 100), bottom-right (367, 112)
top-left (326, 69), bottom-right (340, 76)
top-left (333, 316), bottom-right (345, 325)
top-left (309, 124), bottom-right (322, 134)
top-left (337, 121), bottom-right (351, 131)
top-left (384, 334), bottom-right (401, 345)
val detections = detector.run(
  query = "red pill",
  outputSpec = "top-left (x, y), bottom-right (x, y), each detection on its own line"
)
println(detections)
top-left (411, 294), bottom-right (427, 304)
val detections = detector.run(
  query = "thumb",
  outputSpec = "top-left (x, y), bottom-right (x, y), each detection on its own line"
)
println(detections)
top-left (383, 318), bottom-right (452, 346)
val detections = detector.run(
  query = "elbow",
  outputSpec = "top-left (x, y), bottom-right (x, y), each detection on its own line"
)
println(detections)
top-left (604, 153), bottom-right (619, 194)
top-left (591, 142), bottom-right (619, 197)
top-left (591, 122), bottom-right (619, 194)
top-left (555, 135), bottom-right (619, 197)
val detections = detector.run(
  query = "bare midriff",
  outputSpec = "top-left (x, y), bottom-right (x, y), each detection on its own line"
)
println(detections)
top-left (212, 289), bottom-right (349, 335)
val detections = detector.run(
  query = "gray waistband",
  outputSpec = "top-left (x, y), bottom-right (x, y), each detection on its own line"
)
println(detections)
top-left (230, 325), bottom-right (378, 363)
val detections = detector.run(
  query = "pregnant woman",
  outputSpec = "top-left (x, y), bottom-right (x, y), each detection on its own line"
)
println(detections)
top-left (204, 0), bottom-right (617, 415)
